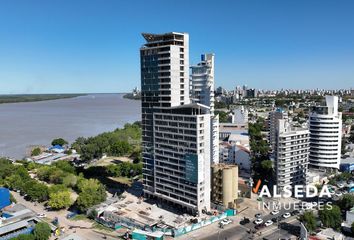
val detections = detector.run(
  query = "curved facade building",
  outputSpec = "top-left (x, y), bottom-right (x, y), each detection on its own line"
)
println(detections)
top-left (309, 96), bottom-right (342, 169)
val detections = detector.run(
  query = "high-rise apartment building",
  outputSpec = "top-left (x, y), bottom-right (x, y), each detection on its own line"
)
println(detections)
top-left (140, 32), bottom-right (215, 214)
top-left (275, 119), bottom-right (310, 190)
top-left (309, 96), bottom-right (342, 169)
top-left (140, 32), bottom-right (190, 194)
top-left (268, 108), bottom-right (288, 151)
top-left (153, 105), bottom-right (211, 214)
top-left (190, 54), bottom-right (219, 164)
top-left (190, 54), bottom-right (215, 114)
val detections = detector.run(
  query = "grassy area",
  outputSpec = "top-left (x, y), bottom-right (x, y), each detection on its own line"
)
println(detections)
top-left (71, 214), bottom-right (92, 222)
top-left (109, 176), bottom-right (133, 186)
top-left (92, 222), bottom-right (115, 232)
top-left (0, 94), bottom-right (86, 104)
top-left (93, 156), bottom-right (133, 167)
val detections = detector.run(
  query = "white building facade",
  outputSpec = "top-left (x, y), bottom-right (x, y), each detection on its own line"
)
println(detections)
top-left (232, 106), bottom-right (248, 125)
top-left (275, 119), bottom-right (310, 190)
top-left (309, 96), bottom-right (342, 169)
top-left (268, 108), bottom-right (288, 152)
top-left (190, 53), bottom-right (219, 164)
top-left (153, 104), bottom-right (211, 213)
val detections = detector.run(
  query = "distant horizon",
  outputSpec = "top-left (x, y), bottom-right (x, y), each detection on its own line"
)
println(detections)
top-left (1, 87), bottom-right (353, 95)
top-left (0, 92), bottom-right (130, 95)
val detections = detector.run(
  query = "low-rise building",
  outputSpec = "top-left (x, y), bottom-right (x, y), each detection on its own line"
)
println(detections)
top-left (219, 142), bottom-right (251, 171)
top-left (340, 157), bottom-right (354, 173)
top-left (219, 123), bottom-right (248, 140)
top-left (0, 204), bottom-right (55, 240)
top-left (231, 106), bottom-right (248, 125)
top-left (211, 164), bottom-right (238, 209)
top-left (316, 228), bottom-right (344, 240)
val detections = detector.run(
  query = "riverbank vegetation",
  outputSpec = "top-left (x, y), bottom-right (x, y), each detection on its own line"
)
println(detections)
top-left (123, 93), bottom-right (141, 100)
top-left (72, 122), bottom-right (141, 162)
top-left (0, 121), bottom-right (143, 214)
top-left (0, 94), bottom-right (85, 104)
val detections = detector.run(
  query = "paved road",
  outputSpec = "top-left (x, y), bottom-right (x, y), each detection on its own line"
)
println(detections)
top-left (201, 207), bottom-right (300, 240)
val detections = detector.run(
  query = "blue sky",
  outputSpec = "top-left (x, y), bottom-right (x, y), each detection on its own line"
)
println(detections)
top-left (0, 0), bottom-right (353, 94)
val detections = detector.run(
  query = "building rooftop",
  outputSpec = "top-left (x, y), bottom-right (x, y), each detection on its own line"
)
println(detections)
top-left (142, 32), bottom-right (186, 42)
top-left (341, 157), bottom-right (354, 164)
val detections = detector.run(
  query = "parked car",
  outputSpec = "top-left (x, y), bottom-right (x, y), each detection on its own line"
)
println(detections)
top-left (66, 212), bottom-right (77, 219)
top-left (37, 213), bottom-right (46, 218)
top-left (255, 213), bottom-right (262, 218)
top-left (291, 210), bottom-right (300, 216)
top-left (255, 223), bottom-right (266, 230)
top-left (240, 217), bottom-right (250, 225)
top-left (220, 218), bottom-right (232, 225)
top-left (282, 213), bottom-right (291, 219)
top-left (271, 210), bottom-right (279, 215)
top-left (254, 218), bottom-right (263, 225)
top-left (265, 220), bottom-right (273, 227)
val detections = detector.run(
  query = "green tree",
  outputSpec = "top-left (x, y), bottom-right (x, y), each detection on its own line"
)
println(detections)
top-left (215, 101), bottom-right (227, 109)
top-left (106, 164), bottom-right (121, 177)
top-left (72, 123), bottom-right (141, 161)
top-left (5, 174), bottom-right (24, 191)
top-left (48, 190), bottom-right (72, 209)
top-left (337, 194), bottom-right (354, 211)
top-left (260, 160), bottom-right (273, 171)
top-left (64, 149), bottom-right (72, 155)
top-left (87, 209), bottom-right (98, 220)
top-left (319, 205), bottom-right (342, 230)
top-left (26, 162), bottom-right (38, 171)
top-left (76, 179), bottom-right (106, 212)
top-left (33, 222), bottom-right (51, 240)
top-left (111, 141), bottom-right (132, 156)
top-left (36, 166), bottom-right (55, 182)
top-left (12, 234), bottom-right (35, 240)
top-left (62, 174), bottom-right (77, 188)
top-left (349, 131), bottom-right (354, 143)
top-left (49, 184), bottom-right (68, 194)
top-left (52, 160), bottom-right (75, 174)
top-left (300, 211), bottom-right (317, 232)
top-left (0, 159), bottom-right (13, 179)
top-left (48, 169), bottom-right (66, 184)
top-left (51, 138), bottom-right (68, 146)
top-left (31, 147), bottom-right (41, 156)
top-left (25, 181), bottom-right (49, 202)
top-left (215, 111), bottom-right (229, 123)
top-left (37, 166), bottom-right (67, 184)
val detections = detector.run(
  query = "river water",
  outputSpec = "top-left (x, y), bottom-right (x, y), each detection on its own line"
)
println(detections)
top-left (0, 94), bottom-right (141, 159)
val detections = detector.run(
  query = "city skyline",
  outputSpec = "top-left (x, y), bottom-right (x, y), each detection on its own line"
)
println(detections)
top-left (1, 0), bottom-right (354, 94)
